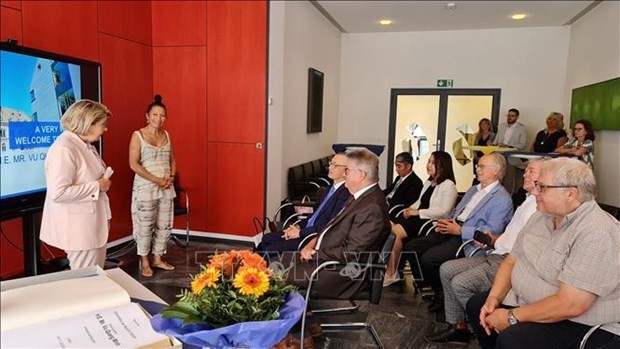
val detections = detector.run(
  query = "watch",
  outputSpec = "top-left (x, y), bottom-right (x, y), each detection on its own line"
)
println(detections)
top-left (507, 309), bottom-right (519, 326)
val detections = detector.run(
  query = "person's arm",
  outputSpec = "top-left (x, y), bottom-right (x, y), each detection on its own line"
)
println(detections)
top-left (485, 283), bottom-right (597, 333)
top-left (514, 125), bottom-right (527, 151)
top-left (128, 132), bottom-right (168, 188)
top-left (300, 237), bottom-right (317, 261)
top-left (419, 180), bottom-right (458, 219)
top-left (555, 140), bottom-right (588, 157)
top-left (556, 134), bottom-right (568, 149)
top-left (479, 254), bottom-right (516, 335)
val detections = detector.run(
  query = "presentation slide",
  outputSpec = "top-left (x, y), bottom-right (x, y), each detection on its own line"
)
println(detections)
top-left (0, 50), bottom-right (81, 199)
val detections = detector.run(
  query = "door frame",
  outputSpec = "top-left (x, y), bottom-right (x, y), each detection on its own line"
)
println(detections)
top-left (387, 88), bottom-right (501, 185)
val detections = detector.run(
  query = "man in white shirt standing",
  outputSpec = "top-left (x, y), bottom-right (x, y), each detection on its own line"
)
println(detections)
top-left (424, 159), bottom-right (544, 344)
top-left (494, 108), bottom-right (527, 151)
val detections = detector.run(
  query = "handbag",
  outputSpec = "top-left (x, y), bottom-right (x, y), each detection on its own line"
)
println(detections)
top-left (293, 195), bottom-right (314, 215)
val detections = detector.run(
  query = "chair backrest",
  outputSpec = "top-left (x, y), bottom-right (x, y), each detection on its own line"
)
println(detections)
top-left (598, 203), bottom-right (620, 221)
top-left (367, 233), bottom-right (396, 304)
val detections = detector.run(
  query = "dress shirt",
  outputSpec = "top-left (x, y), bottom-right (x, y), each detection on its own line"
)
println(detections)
top-left (457, 181), bottom-right (500, 222)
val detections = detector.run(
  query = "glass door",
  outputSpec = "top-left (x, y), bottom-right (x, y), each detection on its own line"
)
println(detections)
top-left (388, 89), bottom-right (500, 192)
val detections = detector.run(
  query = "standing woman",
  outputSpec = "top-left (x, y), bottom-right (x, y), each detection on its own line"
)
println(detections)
top-left (472, 118), bottom-right (495, 184)
top-left (555, 119), bottom-right (595, 169)
top-left (383, 151), bottom-right (458, 286)
top-left (129, 95), bottom-right (177, 277)
top-left (40, 100), bottom-right (112, 270)
top-left (532, 112), bottom-right (568, 153)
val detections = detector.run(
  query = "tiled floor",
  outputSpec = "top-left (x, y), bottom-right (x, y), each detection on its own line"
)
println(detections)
top-left (114, 237), bottom-right (480, 349)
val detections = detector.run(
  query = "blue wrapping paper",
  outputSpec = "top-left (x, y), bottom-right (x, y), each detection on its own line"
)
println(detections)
top-left (151, 292), bottom-right (305, 349)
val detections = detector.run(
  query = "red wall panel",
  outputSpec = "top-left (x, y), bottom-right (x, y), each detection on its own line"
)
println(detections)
top-left (0, 1), bottom-right (20, 10)
top-left (98, 1), bottom-right (152, 46)
top-left (21, 1), bottom-right (99, 62)
top-left (0, 219), bottom-right (23, 278)
top-left (152, 0), bottom-right (206, 47)
top-left (153, 46), bottom-right (208, 232)
top-left (207, 0), bottom-right (267, 143)
top-left (0, 5), bottom-right (22, 43)
top-left (207, 143), bottom-right (264, 236)
top-left (98, 33), bottom-right (154, 241)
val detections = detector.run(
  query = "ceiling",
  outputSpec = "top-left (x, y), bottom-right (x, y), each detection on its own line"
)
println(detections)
top-left (314, 1), bottom-right (599, 33)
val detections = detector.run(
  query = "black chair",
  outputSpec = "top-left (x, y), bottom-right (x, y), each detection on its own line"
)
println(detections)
top-left (299, 233), bottom-right (396, 349)
top-left (598, 203), bottom-right (620, 220)
top-left (171, 178), bottom-right (190, 247)
top-left (579, 323), bottom-right (620, 349)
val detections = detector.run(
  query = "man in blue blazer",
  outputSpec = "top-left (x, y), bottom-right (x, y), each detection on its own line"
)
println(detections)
top-left (260, 153), bottom-right (351, 254)
top-left (404, 153), bottom-right (513, 311)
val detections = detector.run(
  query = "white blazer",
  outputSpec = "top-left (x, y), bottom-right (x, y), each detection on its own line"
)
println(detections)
top-left (40, 131), bottom-right (111, 251)
top-left (411, 179), bottom-right (458, 220)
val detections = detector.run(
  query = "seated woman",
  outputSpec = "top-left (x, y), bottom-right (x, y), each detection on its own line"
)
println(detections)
top-left (383, 151), bottom-right (458, 286)
top-left (555, 119), bottom-right (595, 169)
top-left (472, 118), bottom-right (495, 185)
top-left (532, 112), bottom-right (568, 153)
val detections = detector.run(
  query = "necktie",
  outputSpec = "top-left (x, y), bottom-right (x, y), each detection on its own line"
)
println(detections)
top-left (314, 195), bottom-right (355, 250)
top-left (386, 178), bottom-right (403, 200)
top-left (307, 185), bottom-right (336, 227)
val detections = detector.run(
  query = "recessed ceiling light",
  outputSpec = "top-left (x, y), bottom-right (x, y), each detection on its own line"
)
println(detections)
top-left (511, 14), bottom-right (527, 20)
top-left (379, 19), bottom-right (393, 26)
top-left (445, 3), bottom-right (456, 10)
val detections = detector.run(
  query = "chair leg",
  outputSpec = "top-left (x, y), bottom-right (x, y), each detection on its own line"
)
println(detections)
top-left (171, 212), bottom-right (190, 248)
top-left (322, 322), bottom-right (384, 349)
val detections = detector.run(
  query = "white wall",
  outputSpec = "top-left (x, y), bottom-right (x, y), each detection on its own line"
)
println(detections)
top-left (564, 0), bottom-right (620, 206)
top-left (267, 1), bottom-right (342, 214)
top-left (338, 27), bottom-right (571, 186)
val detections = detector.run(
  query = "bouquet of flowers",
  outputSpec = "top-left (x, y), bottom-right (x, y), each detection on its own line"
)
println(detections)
top-left (151, 250), bottom-right (304, 348)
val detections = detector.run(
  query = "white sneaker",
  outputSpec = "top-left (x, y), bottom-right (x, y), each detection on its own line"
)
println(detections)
top-left (383, 272), bottom-right (402, 287)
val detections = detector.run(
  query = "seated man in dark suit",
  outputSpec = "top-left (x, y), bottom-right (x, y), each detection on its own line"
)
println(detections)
top-left (384, 152), bottom-right (423, 213)
top-left (260, 153), bottom-right (351, 254)
top-left (404, 153), bottom-right (514, 312)
top-left (283, 148), bottom-right (390, 299)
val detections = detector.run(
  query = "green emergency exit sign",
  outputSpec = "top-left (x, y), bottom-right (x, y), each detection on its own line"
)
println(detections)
top-left (437, 79), bottom-right (454, 88)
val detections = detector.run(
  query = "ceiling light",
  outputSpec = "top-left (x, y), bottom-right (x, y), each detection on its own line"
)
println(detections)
top-left (511, 14), bottom-right (527, 20)
top-left (379, 19), bottom-right (393, 26)
top-left (445, 3), bottom-right (456, 10)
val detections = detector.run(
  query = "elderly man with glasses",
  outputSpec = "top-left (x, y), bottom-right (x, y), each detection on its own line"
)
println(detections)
top-left (259, 153), bottom-right (351, 254)
top-left (283, 148), bottom-right (391, 299)
top-left (467, 157), bottom-right (620, 349)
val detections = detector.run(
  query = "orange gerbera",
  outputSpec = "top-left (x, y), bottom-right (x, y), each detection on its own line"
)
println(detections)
top-left (238, 250), bottom-right (269, 272)
top-left (233, 267), bottom-right (270, 297)
top-left (191, 266), bottom-right (221, 294)
top-left (209, 252), bottom-right (235, 277)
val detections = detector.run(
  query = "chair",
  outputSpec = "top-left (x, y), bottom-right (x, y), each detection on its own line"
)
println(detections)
top-left (579, 323), bottom-right (620, 349)
top-left (598, 203), bottom-right (620, 220)
top-left (299, 233), bottom-right (396, 349)
top-left (171, 178), bottom-right (190, 247)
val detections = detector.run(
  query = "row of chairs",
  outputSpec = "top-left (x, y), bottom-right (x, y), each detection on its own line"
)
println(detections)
top-left (287, 156), bottom-right (332, 201)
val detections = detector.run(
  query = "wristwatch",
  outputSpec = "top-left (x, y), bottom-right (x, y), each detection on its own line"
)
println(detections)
top-left (507, 309), bottom-right (519, 326)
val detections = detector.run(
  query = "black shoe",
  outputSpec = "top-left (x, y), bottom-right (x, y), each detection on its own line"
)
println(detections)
top-left (424, 327), bottom-right (470, 344)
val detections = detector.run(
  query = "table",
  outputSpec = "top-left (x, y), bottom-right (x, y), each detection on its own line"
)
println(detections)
top-left (462, 145), bottom-right (516, 155)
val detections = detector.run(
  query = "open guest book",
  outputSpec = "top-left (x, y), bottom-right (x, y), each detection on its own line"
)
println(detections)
top-left (1, 272), bottom-right (174, 348)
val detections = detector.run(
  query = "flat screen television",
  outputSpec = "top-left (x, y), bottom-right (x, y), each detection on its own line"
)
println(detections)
top-left (306, 68), bottom-right (324, 134)
top-left (0, 43), bottom-right (101, 220)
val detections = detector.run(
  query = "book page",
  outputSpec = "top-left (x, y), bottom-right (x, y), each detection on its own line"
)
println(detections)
top-left (1, 274), bottom-right (130, 332)
top-left (1, 303), bottom-right (171, 348)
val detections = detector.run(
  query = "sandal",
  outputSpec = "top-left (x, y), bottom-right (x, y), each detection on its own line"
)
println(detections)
top-left (141, 266), bottom-right (153, 277)
top-left (152, 262), bottom-right (175, 271)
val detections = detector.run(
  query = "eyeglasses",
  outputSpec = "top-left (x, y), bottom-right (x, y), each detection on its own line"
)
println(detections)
top-left (329, 161), bottom-right (347, 168)
top-left (534, 181), bottom-right (577, 193)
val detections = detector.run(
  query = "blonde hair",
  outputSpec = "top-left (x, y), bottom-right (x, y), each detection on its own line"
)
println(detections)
top-left (546, 112), bottom-right (564, 130)
top-left (60, 100), bottom-right (111, 136)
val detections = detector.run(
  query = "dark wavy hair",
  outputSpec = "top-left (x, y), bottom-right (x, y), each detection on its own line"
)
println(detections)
top-left (429, 151), bottom-right (455, 185)
top-left (573, 119), bottom-right (595, 141)
top-left (145, 94), bottom-right (166, 114)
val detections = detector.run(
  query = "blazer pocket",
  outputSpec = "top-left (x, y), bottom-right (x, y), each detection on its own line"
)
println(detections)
top-left (68, 202), bottom-right (95, 214)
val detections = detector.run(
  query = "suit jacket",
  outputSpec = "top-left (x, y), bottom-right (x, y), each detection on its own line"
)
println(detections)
top-left (287, 184), bottom-right (390, 299)
top-left (494, 122), bottom-right (527, 150)
top-left (260, 183), bottom-right (351, 253)
top-left (414, 179), bottom-right (458, 220)
top-left (40, 131), bottom-right (111, 251)
top-left (383, 172), bottom-right (423, 209)
top-left (451, 182), bottom-right (513, 255)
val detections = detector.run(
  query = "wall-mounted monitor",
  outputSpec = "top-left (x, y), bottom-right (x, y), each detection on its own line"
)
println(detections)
top-left (306, 68), bottom-right (324, 134)
top-left (570, 77), bottom-right (620, 131)
top-left (0, 43), bottom-right (101, 219)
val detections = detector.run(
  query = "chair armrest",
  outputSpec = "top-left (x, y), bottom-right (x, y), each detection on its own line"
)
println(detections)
top-left (419, 220), bottom-right (437, 237)
top-left (272, 202), bottom-right (294, 221)
top-left (395, 208), bottom-right (407, 219)
top-left (317, 177), bottom-right (331, 186)
top-left (388, 204), bottom-right (404, 216)
top-left (455, 239), bottom-right (476, 258)
top-left (283, 213), bottom-right (305, 228)
top-left (297, 233), bottom-right (318, 250)
top-left (174, 186), bottom-right (190, 213)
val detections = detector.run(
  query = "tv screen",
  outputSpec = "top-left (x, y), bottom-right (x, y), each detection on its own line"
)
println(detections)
top-left (306, 68), bottom-right (324, 134)
top-left (0, 43), bottom-right (101, 219)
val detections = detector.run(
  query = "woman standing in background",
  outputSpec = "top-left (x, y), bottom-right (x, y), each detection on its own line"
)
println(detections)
top-left (40, 100), bottom-right (112, 270)
top-left (472, 118), bottom-right (495, 185)
top-left (129, 95), bottom-right (177, 277)
top-left (532, 112), bottom-right (568, 153)
top-left (555, 119), bottom-right (595, 169)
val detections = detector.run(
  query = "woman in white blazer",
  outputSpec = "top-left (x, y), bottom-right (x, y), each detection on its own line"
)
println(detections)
top-left (384, 151), bottom-right (458, 286)
top-left (40, 100), bottom-right (112, 270)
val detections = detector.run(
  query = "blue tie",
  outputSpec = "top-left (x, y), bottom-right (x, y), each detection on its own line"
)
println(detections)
top-left (307, 185), bottom-right (337, 227)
